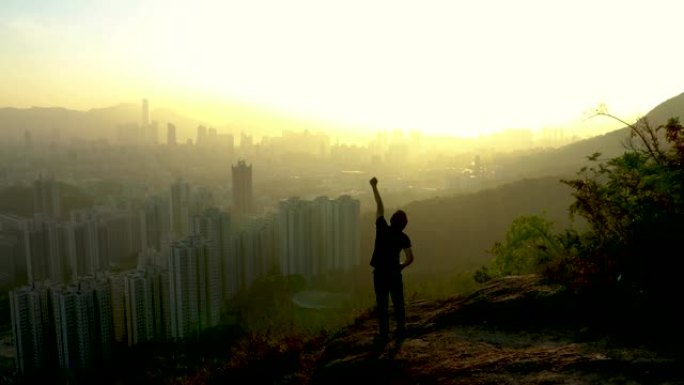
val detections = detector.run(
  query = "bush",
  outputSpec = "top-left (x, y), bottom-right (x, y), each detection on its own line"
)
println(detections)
top-left (481, 115), bottom-right (684, 318)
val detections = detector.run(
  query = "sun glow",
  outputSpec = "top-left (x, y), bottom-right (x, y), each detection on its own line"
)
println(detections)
top-left (2, 0), bottom-right (684, 141)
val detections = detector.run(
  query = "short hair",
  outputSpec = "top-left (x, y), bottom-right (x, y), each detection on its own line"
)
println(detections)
top-left (390, 210), bottom-right (408, 231)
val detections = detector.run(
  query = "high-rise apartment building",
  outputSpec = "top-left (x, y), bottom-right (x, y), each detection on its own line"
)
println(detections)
top-left (277, 198), bottom-right (314, 278)
top-left (168, 236), bottom-right (220, 339)
top-left (48, 277), bottom-right (114, 370)
top-left (65, 218), bottom-right (100, 279)
top-left (90, 277), bottom-right (114, 363)
top-left (146, 266), bottom-right (172, 340)
top-left (97, 210), bottom-right (142, 269)
top-left (108, 274), bottom-right (127, 343)
top-left (23, 215), bottom-right (62, 284)
top-left (51, 284), bottom-right (96, 369)
top-left (33, 175), bottom-right (60, 219)
top-left (231, 215), bottom-right (278, 292)
top-left (140, 195), bottom-right (170, 253)
top-left (231, 160), bottom-right (254, 226)
top-left (330, 195), bottom-right (361, 270)
top-left (9, 284), bottom-right (50, 373)
top-left (124, 271), bottom-right (154, 346)
top-left (193, 208), bottom-right (232, 299)
top-left (277, 196), bottom-right (360, 280)
top-left (0, 214), bottom-right (28, 285)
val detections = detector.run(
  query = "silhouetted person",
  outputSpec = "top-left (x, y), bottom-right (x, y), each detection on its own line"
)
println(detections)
top-left (369, 177), bottom-right (414, 343)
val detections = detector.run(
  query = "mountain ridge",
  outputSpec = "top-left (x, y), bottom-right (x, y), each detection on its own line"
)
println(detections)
top-left (6, 92), bottom-right (680, 149)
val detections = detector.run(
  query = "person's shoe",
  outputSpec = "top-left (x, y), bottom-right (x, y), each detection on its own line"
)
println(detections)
top-left (394, 326), bottom-right (407, 340)
top-left (373, 333), bottom-right (389, 345)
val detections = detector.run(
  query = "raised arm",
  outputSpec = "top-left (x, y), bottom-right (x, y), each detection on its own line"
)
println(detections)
top-left (369, 177), bottom-right (384, 219)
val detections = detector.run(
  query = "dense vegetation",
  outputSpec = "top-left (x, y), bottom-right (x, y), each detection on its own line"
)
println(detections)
top-left (477, 116), bottom-right (684, 341)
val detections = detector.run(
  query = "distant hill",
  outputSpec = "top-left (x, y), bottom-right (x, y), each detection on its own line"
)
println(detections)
top-left (0, 103), bottom-right (210, 144)
top-left (3, 91), bottom-right (684, 151)
top-left (0, 101), bottom-right (360, 147)
top-left (644, 91), bottom-right (684, 125)
top-left (360, 175), bottom-right (580, 277)
top-left (493, 91), bottom-right (684, 182)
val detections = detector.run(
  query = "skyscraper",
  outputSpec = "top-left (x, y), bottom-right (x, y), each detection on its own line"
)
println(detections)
top-left (142, 98), bottom-right (149, 129)
top-left (167, 123), bottom-right (176, 146)
top-left (141, 99), bottom-right (158, 144)
top-left (196, 125), bottom-right (207, 146)
top-left (231, 160), bottom-right (254, 226)
top-left (169, 178), bottom-right (191, 240)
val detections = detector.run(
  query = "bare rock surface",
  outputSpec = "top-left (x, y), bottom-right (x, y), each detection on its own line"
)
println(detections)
top-left (301, 275), bottom-right (684, 385)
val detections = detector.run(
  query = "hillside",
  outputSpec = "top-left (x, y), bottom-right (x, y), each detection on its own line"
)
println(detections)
top-left (168, 274), bottom-right (684, 384)
top-left (360, 175), bottom-right (581, 277)
top-left (492, 91), bottom-right (684, 182)
top-left (644, 91), bottom-right (684, 125)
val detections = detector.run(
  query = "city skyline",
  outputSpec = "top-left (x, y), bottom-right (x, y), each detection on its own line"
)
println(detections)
top-left (2, 1), bottom-right (684, 141)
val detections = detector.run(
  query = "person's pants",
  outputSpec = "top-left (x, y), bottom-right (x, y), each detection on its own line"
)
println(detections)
top-left (373, 270), bottom-right (405, 336)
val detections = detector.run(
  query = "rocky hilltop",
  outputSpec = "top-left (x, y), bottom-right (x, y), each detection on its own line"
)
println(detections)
top-left (246, 274), bottom-right (683, 385)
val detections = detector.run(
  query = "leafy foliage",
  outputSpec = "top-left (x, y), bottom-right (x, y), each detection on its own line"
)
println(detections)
top-left (474, 215), bottom-right (564, 282)
top-left (560, 118), bottom-right (684, 295)
top-left (480, 116), bottom-right (684, 326)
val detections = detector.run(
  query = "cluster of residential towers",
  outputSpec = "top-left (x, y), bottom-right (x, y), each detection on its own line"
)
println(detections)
top-left (6, 163), bottom-right (361, 373)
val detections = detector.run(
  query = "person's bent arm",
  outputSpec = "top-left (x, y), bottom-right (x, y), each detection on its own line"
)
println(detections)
top-left (370, 177), bottom-right (384, 219)
top-left (401, 247), bottom-right (414, 270)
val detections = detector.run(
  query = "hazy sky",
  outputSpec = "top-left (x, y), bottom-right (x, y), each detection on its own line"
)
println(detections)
top-left (2, 0), bottom-right (684, 138)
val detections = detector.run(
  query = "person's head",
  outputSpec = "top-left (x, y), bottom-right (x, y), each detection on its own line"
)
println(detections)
top-left (390, 209), bottom-right (408, 231)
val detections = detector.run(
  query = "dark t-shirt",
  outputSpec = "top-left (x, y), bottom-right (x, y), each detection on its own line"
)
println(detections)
top-left (370, 216), bottom-right (412, 271)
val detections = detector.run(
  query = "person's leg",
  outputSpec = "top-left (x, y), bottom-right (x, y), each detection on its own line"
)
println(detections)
top-left (389, 272), bottom-right (406, 335)
top-left (373, 271), bottom-right (390, 339)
